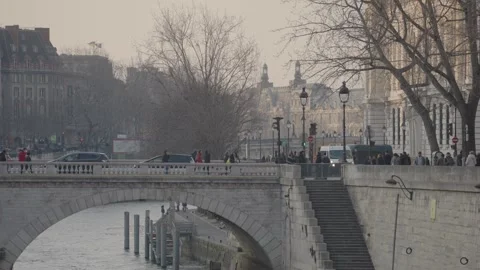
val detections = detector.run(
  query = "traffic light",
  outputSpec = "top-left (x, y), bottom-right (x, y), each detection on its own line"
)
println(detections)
top-left (302, 141), bottom-right (306, 147)
top-left (447, 123), bottom-right (453, 136)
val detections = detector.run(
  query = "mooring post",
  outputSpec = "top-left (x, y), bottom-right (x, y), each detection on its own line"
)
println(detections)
top-left (124, 211), bottom-right (130, 250)
top-left (145, 210), bottom-right (150, 259)
top-left (160, 221), bottom-right (167, 268)
top-left (134, 214), bottom-right (140, 255)
top-left (172, 228), bottom-right (180, 270)
top-left (156, 220), bottom-right (161, 264)
top-left (150, 219), bottom-right (155, 262)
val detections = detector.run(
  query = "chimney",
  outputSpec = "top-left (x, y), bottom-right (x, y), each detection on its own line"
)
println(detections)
top-left (34, 27), bottom-right (50, 43)
top-left (5, 25), bottom-right (19, 46)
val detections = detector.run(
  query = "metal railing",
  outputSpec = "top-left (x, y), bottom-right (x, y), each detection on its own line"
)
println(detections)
top-left (0, 162), bottom-right (280, 177)
top-left (299, 163), bottom-right (342, 179)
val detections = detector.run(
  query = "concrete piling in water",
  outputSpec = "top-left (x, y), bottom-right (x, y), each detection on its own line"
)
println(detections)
top-left (155, 221), bottom-right (161, 264)
top-left (134, 214), bottom-right (140, 255)
top-left (145, 210), bottom-right (150, 260)
top-left (160, 221), bottom-right (167, 268)
top-left (124, 211), bottom-right (129, 250)
top-left (172, 228), bottom-right (180, 270)
top-left (150, 220), bottom-right (155, 262)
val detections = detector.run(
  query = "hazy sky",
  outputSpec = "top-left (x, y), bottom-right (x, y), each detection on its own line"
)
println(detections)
top-left (1, 0), bottom-right (303, 85)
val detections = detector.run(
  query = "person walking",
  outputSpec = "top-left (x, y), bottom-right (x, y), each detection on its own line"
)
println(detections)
top-left (18, 148), bottom-right (27, 173)
top-left (0, 150), bottom-right (6, 162)
top-left (465, 151), bottom-right (476, 166)
top-left (204, 150), bottom-right (211, 163)
top-left (195, 150), bottom-right (203, 163)
top-left (162, 150), bottom-right (170, 174)
top-left (25, 151), bottom-right (33, 173)
top-left (161, 205), bottom-right (165, 217)
top-left (436, 154), bottom-right (446, 166)
top-left (445, 152), bottom-right (455, 166)
top-left (384, 152), bottom-right (392, 165)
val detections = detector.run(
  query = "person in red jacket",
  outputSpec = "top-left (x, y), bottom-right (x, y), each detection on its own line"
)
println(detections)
top-left (195, 150), bottom-right (203, 163)
top-left (18, 148), bottom-right (27, 173)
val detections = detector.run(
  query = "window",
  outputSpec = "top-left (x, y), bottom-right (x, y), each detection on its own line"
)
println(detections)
top-left (397, 108), bottom-right (401, 145)
top-left (26, 103), bottom-right (32, 116)
top-left (10, 44), bottom-right (16, 52)
top-left (21, 45), bottom-right (27, 52)
top-left (11, 73), bottom-right (21, 83)
top-left (392, 108), bottom-right (396, 144)
top-left (25, 74), bottom-right (33, 83)
top-left (13, 87), bottom-right (20, 98)
top-left (446, 106), bottom-right (450, 145)
top-left (33, 45), bottom-right (38, 53)
top-left (67, 86), bottom-right (73, 97)
top-left (26, 88), bottom-right (32, 99)
top-left (432, 104), bottom-right (437, 137)
top-left (39, 88), bottom-right (46, 98)
top-left (39, 74), bottom-right (47, 83)
top-left (439, 103), bottom-right (443, 143)
top-left (39, 104), bottom-right (45, 115)
top-left (14, 101), bottom-right (20, 119)
top-left (20, 33), bottom-right (25, 40)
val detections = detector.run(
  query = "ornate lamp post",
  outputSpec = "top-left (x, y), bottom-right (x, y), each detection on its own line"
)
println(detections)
top-left (286, 120), bottom-right (292, 155)
top-left (258, 130), bottom-right (263, 160)
top-left (385, 175), bottom-right (413, 270)
top-left (273, 117), bottom-right (284, 162)
top-left (244, 131), bottom-right (250, 159)
top-left (299, 87), bottom-right (309, 153)
top-left (383, 126), bottom-right (387, 145)
top-left (271, 123), bottom-right (275, 159)
top-left (339, 82), bottom-right (350, 163)
top-left (359, 129), bottom-right (363, 144)
top-left (401, 122), bottom-right (406, 152)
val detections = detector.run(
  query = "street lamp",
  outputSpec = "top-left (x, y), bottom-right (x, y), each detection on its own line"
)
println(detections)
top-left (271, 123), bottom-right (276, 159)
top-left (339, 82), bottom-right (350, 163)
top-left (359, 129), bottom-right (363, 144)
top-left (299, 87), bottom-right (309, 153)
top-left (286, 120), bottom-right (292, 155)
top-left (333, 131), bottom-right (337, 143)
top-left (383, 126), bottom-right (387, 145)
top-left (258, 130), bottom-right (263, 160)
top-left (385, 175), bottom-right (413, 270)
top-left (321, 130), bottom-right (325, 146)
top-left (401, 122), bottom-right (406, 152)
top-left (244, 131), bottom-right (250, 159)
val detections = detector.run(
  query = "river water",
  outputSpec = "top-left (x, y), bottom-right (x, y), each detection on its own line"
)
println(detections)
top-left (14, 201), bottom-right (203, 270)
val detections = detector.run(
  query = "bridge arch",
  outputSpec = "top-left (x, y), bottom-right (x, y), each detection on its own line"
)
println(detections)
top-left (1, 188), bottom-right (282, 270)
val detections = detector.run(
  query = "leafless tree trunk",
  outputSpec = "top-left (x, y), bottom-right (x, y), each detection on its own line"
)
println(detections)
top-left (283, 0), bottom-right (480, 154)
top-left (141, 5), bottom-right (261, 157)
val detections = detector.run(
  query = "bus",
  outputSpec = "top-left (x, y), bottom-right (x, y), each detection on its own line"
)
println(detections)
top-left (348, 144), bottom-right (393, 164)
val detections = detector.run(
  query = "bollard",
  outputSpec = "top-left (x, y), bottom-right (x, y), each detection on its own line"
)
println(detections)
top-left (160, 222), bottom-right (167, 268)
top-left (134, 214), bottom-right (140, 255)
top-left (145, 210), bottom-right (150, 260)
top-left (124, 212), bottom-right (130, 250)
top-left (150, 220), bottom-right (155, 262)
top-left (156, 221), bottom-right (161, 264)
top-left (172, 228), bottom-right (180, 270)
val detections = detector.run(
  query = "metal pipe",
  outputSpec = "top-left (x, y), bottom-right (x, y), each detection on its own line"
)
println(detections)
top-left (150, 220), bottom-right (155, 262)
top-left (302, 106), bottom-right (306, 153)
top-left (156, 221), bottom-right (161, 264)
top-left (391, 193), bottom-right (400, 270)
top-left (124, 212), bottom-right (130, 250)
top-left (145, 210), bottom-right (150, 259)
top-left (343, 103), bottom-right (347, 163)
top-left (134, 214), bottom-right (140, 255)
top-left (160, 222), bottom-right (167, 268)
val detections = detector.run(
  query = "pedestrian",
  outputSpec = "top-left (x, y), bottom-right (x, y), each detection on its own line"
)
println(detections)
top-left (195, 150), bottom-right (203, 163)
top-left (182, 202), bottom-right (187, 212)
top-left (456, 151), bottom-right (463, 166)
top-left (298, 151), bottom-right (307, 163)
top-left (25, 151), bottom-right (33, 173)
top-left (465, 151), bottom-right (476, 166)
top-left (436, 154), bottom-right (445, 166)
top-left (162, 150), bottom-right (170, 174)
top-left (384, 151), bottom-right (392, 165)
top-left (414, 151), bottom-right (425, 165)
top-left (0, 150), bottom-right (6, 162)
top-left (322, 153), bottom-right (331, 164)
top-left (18, 148), bottom-right (27, 173)
top-left (445, 152), bottom-right (455, 166)
top-left (161, 205), bottom-right (165, 216)
top-left (377, 154), bottom-right (385, 165)
top-left (316, 151), bottom-right (322, 163)
top-left (391, 153), bottom-right (400, 165)
top-left (204, 150), bottom-right (211, 163)
top-left (224, 152), bottom-right (230, 163)
top-left (229, 153), bottom-right (235, 163)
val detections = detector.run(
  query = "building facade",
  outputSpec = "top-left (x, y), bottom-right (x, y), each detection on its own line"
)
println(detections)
top-left (253, 61), bottom-right (364, 157)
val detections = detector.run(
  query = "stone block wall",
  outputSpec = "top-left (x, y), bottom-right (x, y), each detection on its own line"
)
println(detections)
top-left (344, 165), bottom-right (480, 270)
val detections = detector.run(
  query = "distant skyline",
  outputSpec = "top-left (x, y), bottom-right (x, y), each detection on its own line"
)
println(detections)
top-left (1, 0), bottom-right (310, 86)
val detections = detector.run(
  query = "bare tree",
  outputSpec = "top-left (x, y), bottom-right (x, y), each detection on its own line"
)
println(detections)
top-left (283, 0), bottom-right (480, 154)
top-left (141, 5), bottom-right (261, 157)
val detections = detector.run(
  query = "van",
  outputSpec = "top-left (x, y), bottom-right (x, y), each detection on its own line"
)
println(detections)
top-left (319, 145), bottom-right (354, 164)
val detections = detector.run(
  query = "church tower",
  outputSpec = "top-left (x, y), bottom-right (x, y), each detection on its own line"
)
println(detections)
top-left (258, 63), bottom-right (273, 89)
top-left (290, 60), bottom-right (307, 88)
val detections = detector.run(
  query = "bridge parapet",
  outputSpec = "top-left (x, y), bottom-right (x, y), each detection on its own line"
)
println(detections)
top-left (0, 162), bottom-right (280, 178)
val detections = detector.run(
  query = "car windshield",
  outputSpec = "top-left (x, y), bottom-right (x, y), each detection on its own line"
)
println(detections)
top-left (329, 150), bottom-right (353, 160)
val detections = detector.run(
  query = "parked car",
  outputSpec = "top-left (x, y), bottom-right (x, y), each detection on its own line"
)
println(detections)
top-left (136, 154), bottom-right (194, 169)
top-left (49, 152), bottom-right (109, 163)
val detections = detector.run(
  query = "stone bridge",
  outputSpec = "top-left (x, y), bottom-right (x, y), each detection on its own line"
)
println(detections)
top-left (0, 162), bottom-right (302, 270)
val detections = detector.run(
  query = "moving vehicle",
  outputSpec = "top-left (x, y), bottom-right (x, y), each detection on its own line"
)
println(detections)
top-left (49, 152), bottom-right (109, 163)
top-left (348, 144), bottom-right (393, 164)
top-left (319, 145), bottom-right (354, 164)
top-left (140, 154), bottom-right (195, 164)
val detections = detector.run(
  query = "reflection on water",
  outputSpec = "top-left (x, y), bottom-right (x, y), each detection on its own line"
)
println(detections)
top-left (14, 201), bottom-right (201, 270)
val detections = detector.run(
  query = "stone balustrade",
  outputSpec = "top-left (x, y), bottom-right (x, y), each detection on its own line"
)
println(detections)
top-left (0, 162), bottom-right (280, 177)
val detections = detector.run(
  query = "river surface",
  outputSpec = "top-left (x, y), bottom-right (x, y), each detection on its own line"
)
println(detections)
top-left (14, 201), bottom-right (203, 270)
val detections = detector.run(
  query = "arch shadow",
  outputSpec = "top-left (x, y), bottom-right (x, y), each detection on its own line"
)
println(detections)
top-left (0, 188), bottom-right (282, 270)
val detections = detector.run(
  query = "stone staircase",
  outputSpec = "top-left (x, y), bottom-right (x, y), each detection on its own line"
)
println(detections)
top-left (305, 180), bottom-right (375, 270)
